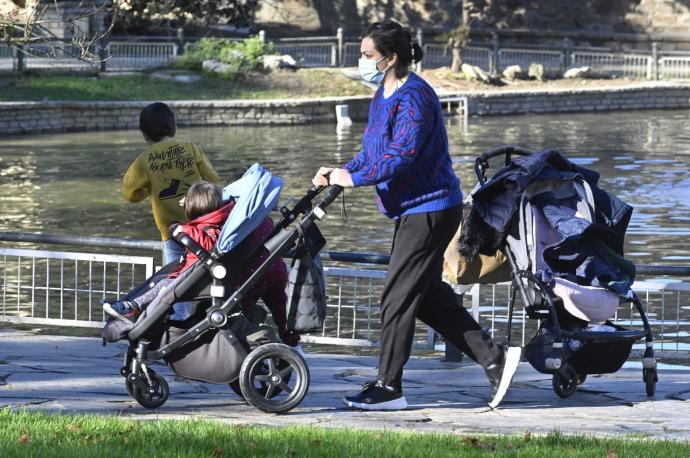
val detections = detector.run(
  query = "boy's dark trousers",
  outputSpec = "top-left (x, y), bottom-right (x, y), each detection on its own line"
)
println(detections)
top-left (377, 205), bottom-right (502, 387)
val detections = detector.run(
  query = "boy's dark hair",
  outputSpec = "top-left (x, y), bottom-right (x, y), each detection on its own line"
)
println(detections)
top-left (364, 21), bottom-right (424, 79)
top-left (184, 181), bottom-right (223, 220)
top-left (139, 102), bottom-right (176, 142)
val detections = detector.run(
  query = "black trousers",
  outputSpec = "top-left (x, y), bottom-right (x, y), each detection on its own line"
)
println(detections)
top-left (377, 206), bottom-right (502, 387)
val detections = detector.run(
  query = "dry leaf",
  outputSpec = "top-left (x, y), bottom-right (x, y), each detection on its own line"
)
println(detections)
top-left (212, 447), bottom-right (224, 457)
top-left (123, 436), bottom-right (129, 444)
top-left (460, 437), bottom-right (481, 448)
top-left (67, 423), bottom-right (74, 432)
top-left (606, 449), bottom-right (619, 458)
top-left (523, 431), bottom-right (531, 443)
top-left (19, 434), bottom-right (29, 444)
top-left (506, 442), bottom-right (514, 450)
top-left (248, 442), bottom-right (257, 449)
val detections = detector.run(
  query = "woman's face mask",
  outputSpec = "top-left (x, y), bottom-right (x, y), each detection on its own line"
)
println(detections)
top-left (358, 56), bottom-right (389, 84)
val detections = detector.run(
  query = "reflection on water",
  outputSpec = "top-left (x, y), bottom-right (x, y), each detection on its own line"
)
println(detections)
top-left (1, 109), bottom-right (690, 265)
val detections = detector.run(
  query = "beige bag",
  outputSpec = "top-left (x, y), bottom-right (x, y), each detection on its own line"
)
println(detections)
top-left (442, 208), bottom-right (512, 286)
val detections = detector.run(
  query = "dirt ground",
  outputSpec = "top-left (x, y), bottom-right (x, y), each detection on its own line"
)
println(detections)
top-left (420, 68), bottom-right (676, 93)
top-left (280, 67), bottom-right (679, 98)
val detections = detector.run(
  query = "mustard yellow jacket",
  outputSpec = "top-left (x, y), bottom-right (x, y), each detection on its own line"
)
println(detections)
top-left (122, 139), bottom-right (220, 240)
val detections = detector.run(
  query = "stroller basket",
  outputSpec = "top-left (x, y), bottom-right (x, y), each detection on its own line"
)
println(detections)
top-left (526, 322), bottom-right (637, 376)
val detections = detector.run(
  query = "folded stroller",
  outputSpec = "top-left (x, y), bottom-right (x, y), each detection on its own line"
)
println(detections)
top-left (463, 145), bottom-right (657, 399)
top-left (103, 164), bottom-right (342, 413)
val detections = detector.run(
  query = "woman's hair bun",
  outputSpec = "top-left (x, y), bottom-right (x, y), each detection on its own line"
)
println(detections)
top-left (411, 43), bottom-right (424, 64)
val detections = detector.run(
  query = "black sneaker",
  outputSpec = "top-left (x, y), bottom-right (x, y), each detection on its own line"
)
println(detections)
top-left (343, 380), bottom-right (408, 410)
top-left (485, 345), bottom-right (521, 409)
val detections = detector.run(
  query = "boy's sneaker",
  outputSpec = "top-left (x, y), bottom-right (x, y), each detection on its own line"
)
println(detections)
top-left (485, 345), bottom-right (522, 409)
top-left (103, 300), bottom-right (140, 324)
top-left (343, 380), bottom-right (408, 410)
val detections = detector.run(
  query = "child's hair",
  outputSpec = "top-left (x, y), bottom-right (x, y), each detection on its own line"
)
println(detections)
top-left (184, 181), bottom-right (223, 220)
top-left (139, 102), bottom-right (176, 142)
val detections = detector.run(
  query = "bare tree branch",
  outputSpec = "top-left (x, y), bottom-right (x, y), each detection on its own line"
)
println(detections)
top-left (0, 0), bottom-right (119, 63)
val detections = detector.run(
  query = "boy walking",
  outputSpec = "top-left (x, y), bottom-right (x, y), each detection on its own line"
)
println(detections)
top-left (122, 102), bottom-right (220, 264)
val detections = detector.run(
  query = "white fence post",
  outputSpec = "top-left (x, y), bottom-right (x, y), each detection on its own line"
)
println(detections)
top-left (337, 27), bottom-right (344, 67)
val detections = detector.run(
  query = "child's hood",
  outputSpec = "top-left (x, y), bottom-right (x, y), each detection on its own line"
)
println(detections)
top-left (187, 201), bottom-right (235, 228)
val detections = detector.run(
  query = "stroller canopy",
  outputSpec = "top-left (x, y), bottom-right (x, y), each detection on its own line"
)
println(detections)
top-left (217, 163), bottom-right (283, 254)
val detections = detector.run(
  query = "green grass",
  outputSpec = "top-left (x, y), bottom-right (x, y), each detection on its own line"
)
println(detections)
top-left (0, 410), bottom-right (688, 457)
top-left (0, 69), bottom-right (371, 102)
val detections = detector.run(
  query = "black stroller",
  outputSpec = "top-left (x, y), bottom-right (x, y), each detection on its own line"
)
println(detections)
top-left (103, 164), bottom-right (342, 413)
top-left (463, 145), bottom-right (657, 399)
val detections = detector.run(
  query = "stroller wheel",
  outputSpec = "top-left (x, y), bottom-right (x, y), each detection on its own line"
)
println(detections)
top-left (229, 358), bottom-right (293, 400)
top-left (643, 368), bottom-right (658, 396)
top-left (125, 379), bottom-right (135, 397)
top-left (131, 369), bottom-right (169, 409)
top-left (228, 379), bottom-right (244, 398)
top-left (552, 364), bottom-right (578, 398)
top-left (239, 343), bottom-right (309, 413)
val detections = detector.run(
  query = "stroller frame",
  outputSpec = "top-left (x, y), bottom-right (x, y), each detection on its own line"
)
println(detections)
top-left (119, 184), bottom-right (343, 412)
top-left (474, 146), bottom-right (658, 398)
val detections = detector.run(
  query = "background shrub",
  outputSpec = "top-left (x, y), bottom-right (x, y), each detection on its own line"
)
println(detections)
top-left (172, 36), bottom-right (275, 79)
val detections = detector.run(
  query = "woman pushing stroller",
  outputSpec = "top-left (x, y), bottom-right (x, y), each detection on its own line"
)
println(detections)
top-left (312, 20), bottom-right (520, 410)
top-left (103, 180), bottom-right (301, 349)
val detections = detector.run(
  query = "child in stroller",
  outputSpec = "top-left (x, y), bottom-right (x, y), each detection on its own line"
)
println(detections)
top-left (103, 180), bottom-right (301, 348)
top-left (459, 145), bottom-right (657, 399)
top-left (102, 164), bottom-right (337, 413)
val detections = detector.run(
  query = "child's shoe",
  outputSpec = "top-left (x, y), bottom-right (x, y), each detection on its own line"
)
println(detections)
top-left (103, 300), bottom-right (140, 324)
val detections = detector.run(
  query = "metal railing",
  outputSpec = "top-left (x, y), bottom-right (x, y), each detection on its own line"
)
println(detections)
top-left (499, 48), bottom-right (564, 72)
top-left (659, 56), bottom-right (690, 79)
top-left (21, 42), bottom-right (97, 71)
top-left (1, 231), bottom-right (689, 359)
top-left (0, 44), bottom-right (14, 71)
top-left (423, 45), bottom-right (492, 70)
top-left (571, 51), bottom-right (652, 79)
top-left (106, 42), bottom-right (179, 71)
top-left (3, 32), bottom-right (690, 80)
top-left (342, 43), bottom-right (360, 67)
top-left (273, 42), bottom-right (337, 67)
top-left (1, 247), bottom-right (153, 327)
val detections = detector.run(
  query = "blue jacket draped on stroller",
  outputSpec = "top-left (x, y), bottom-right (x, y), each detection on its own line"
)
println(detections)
top-left (461, 146), bottom-right (657, 398)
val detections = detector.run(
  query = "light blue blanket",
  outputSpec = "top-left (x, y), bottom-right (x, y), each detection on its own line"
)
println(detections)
top-left (216, 163), bottom-right (283, 254)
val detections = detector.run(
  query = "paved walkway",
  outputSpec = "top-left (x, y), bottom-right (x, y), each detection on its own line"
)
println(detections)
top-left (1, 330), bottom-right (689, 441)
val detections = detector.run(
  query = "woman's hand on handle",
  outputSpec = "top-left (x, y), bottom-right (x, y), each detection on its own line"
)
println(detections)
top-left (328, 168), bottom-right (354, 187)
top-left (312, 167), bottom-right (354, 188)
top-left (312, 167), bottom-right (334, 187)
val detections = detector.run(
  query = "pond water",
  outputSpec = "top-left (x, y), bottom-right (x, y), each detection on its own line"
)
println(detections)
top-left (1, 109), bottom-right (690, 266)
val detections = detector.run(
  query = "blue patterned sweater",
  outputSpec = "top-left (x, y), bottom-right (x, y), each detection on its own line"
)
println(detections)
top-left (345, 72), bottom-right (462, 219)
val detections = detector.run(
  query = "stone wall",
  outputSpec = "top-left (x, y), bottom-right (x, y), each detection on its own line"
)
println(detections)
top-left (466, 83), bottom-right (690, 116)
top-left (0, 96), bottom-right (373, 137)
top-left (1, 83), bottom-right (689, 137)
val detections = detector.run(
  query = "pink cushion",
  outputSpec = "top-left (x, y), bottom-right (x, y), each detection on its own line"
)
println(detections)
top-left (552, 277), bottom-right (619, 322)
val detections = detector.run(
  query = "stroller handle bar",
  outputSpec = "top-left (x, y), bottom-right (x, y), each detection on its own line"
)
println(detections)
top-left (475, 145), bottom-right (535, 185)
top-left (314, 184), bottom-right (343, 209)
